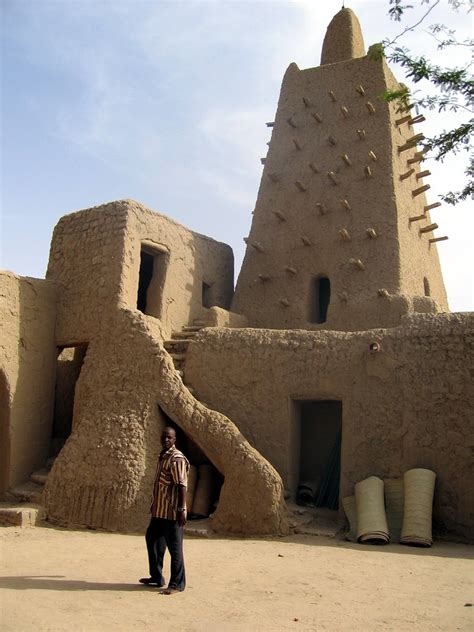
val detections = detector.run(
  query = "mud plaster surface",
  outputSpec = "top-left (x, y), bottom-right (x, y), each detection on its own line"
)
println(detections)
top-left (1, 525), bottom-right (473, 632)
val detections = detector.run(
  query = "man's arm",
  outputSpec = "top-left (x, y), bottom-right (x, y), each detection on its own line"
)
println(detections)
top-left (177, 484), bottom-right (187, 527)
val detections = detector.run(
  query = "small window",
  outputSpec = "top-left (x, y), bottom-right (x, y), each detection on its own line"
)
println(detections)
top-left (423, 277), bottom-right (431, 297)
top-left (309, 276), bottom-right (331, 323)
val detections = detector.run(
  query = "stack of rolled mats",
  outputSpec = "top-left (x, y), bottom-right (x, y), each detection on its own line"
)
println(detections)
top-left (343, 468), bottom-right (436, 547)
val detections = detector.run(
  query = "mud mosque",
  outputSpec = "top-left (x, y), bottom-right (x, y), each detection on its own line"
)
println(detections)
top-left (1, 9), bottom-right (472, 541)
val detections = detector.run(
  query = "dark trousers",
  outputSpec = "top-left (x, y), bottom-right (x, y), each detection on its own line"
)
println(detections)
top-left (145, 517), bottom-right (186, 591)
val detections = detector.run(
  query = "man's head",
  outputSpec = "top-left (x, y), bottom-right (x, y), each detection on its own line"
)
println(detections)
top-left (161, 426), bottom-right (177, 451)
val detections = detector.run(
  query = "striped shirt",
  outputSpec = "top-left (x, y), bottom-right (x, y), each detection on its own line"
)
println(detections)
top-left (150, 446), bottom-right (189, 521)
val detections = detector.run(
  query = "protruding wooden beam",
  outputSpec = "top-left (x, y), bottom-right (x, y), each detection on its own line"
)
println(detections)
top-left (339, 228), bottom-right (351, 241)
top-left (327, 171), bottom-right (338, 185)
top-left (395, 115), bottom-right (411, 126)
top-left (328, 90), bottom-right (337, 102)
top-left (287, 116), bottom-right (298, 128)
top-left (416, 170), bottom-right (431, 180)
top-left (285, 266), bottom-right (297, 275)
top-left (366, 228), bottom-right (378, 239)
top-left (259, 274), bottom-right (271, 282)
top-left (251, 241), bottom-right (265, 252)
top-left (409, 214), bottom-right (426, 223)
top-left (342, 154), bottom-right (352, 166)
top-left (419, 223), bottom-right (438, 234)
top-left (424, 202), bottom-right (442, 212)
top-left (412, 184), bottom-right (430, 197)
top-left (302, 96), bottom-right (311, 107)
top-left (406, 133), bottom-right (425, 145)
top-left (272, 210), bottom-right (286, 222)
top-left (407, 152), bottom-right (426, 164)
top-left (328, 135), bottom-right (337, 146)
top-left (260, 158), bottom-right (266, 165)
top-left (366, 102), bottom-right (376, 114)
top-left (368, 150), bottom-right (377, 162)
top-left (293, 138), bottom-right (302, 150)
top-left (398, 133), bottom-right (426, 153)
top-left (341, 106), bottom-right (349, 118)
top-left (364, 166), bottom-right (372, 178)
top-left (316, 203), bottom-right (327, 215)
top-left (377, 288), bottom-right (389, 297)
top-left (356, 85), bottom-right (366, 96)
top-left (309, 162), bottom-right (320, 173)
top-left (243, 237), bottom-right (249, 243)
top-left (357, 129), bottom-right (366, 140)
top-left (340, 199), bottom-right (351, 211)
top-left (301, 236), bottom-right (312, 246)
top-left (400, 168), bottom-right (415, 181)
top-left (295, 180), bottom-right (307, 192)
top-left (399, 141), bottom-right (418, 153)
top-left (312, 112), bottom-right (323, 123)
top-left (349, 258), bottom-right (365, 270)
top-left (279, 298), bottom-right (290, 307)
top-left (266, 122), bottom-right (274, 127)
top-left (429, 236), bottom-right (448, 243)
top-left (409, 114), bottom-right (426, 124)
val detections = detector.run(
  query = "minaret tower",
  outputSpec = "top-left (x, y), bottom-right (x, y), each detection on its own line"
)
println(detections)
top-left (232, 8), bottom-right (448, 331)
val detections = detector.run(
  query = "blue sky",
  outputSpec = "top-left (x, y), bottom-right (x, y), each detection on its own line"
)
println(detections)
top-left (1, 0), bottom-right (472, 311)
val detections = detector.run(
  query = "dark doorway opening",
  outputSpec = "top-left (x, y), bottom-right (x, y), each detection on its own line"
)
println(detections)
top-left (137, 245), bottom-right (169, 317)
top-left (296, 400), bottom-right (342, 509)
top-left (158, 405), bottom-right (223, 519)
top-left (309, 276), bottom-right (331, 324)
top-left (50, 344), bottom-right (87, 457)
top-left (202, 282), bottom-right (213, 309)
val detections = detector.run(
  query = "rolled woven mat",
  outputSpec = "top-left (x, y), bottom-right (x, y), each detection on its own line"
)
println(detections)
top-left (384, 478), bottom-right (404, 543)
top-left (401, 468), bottom-right (436, 546)
top-left (342, 495), bottom-right (358, 542)
top-left (191, 464), bottom-right (215, 517)
top-left (355, 476), bottom-right (389, 544)
top-left (186, 464), bottom-right (198, 511)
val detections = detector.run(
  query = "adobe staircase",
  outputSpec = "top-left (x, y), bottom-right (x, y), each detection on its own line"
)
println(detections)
top-left (163, 319), bottom-right (206, 398)
top-left (0, 458), bottom-right (55, 527)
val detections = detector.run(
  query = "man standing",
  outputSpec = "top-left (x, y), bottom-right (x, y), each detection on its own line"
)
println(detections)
top-left (139, 426), bottom-right (189, 594)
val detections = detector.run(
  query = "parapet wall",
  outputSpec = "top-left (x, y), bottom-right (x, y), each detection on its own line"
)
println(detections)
top-left (184, 313), bottom-right (474, 540)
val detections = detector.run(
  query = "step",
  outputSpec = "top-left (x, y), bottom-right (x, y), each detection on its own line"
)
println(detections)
top-left (184, 517), bottom-right (213, 538)
top-left (171, 332), bottom-right (198, 340)
top-left (169, 353), bottom-right (187, 361)
top-left (0, 503), bottom-right (46, 527)
top-left (182, 326), bottom-right (204, 332)
top-left (164, 340), bottom-right (191, 351)
top-left (193, 319), bottom-right (206, 327)
top-left (30, 469), bottom-right (49, 486)
top-left (8, 481), bottom-right (44, 505)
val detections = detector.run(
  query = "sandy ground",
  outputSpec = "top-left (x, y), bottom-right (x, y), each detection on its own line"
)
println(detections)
top-left (0, 524), bottom-right (472, 632)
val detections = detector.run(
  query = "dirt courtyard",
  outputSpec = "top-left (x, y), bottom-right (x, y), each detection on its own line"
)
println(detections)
top-left (0, 524), bottom-right (472, 631)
